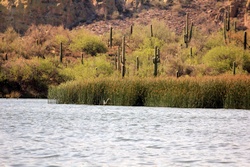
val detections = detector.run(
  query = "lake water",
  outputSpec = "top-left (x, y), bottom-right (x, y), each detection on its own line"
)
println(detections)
top-left (0, 99), bottom-right (250, 167)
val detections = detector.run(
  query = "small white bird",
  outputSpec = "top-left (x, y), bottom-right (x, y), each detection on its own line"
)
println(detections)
top-left (103, 98), bottom-right (110, 105)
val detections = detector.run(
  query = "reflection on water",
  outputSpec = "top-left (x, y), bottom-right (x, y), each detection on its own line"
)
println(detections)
top-left (0, 99), bottom-right (250, 166)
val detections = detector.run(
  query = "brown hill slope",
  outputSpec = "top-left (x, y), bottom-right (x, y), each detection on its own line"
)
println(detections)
top-left (82, 0), bottom-right (249, 35)
top-left (0, 0), bottom-right (249, 35)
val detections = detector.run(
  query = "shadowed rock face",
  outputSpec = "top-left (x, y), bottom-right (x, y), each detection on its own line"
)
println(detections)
top-left (0, 0), bottom-right (135, 33)
top-left (0, 0), bottom-right (119, 33)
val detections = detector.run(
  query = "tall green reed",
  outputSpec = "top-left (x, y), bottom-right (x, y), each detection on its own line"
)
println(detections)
top-left (48, 76), bottom-right (250, 109)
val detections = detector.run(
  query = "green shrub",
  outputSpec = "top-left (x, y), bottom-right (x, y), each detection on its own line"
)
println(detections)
top-left (1, 57), bottom-right (67, 84)
top-left (202, 46), bottom-right (246, 74)
top-left (128, 24), bottom-right (148, 50)
top-left (204, 32), bottom-right (225, 51)
top-left (0, 68), bottom-right (6, 82)
top-left (0, 27), bottom-right (20, 54)
top-left (242, 53), bottom-right (250, 73)
top-left (151, 20), bottom-right (177, 43)
top-left (70, 30), bottom-right (107, 56)
top-left (60, 54), bottom-right (114, 80)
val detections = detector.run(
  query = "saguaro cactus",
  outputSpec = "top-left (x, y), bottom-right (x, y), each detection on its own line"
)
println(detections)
top-left (117, 46), bottom-right (121, 71)
top-left (190, 47), bottom-right (193, 57)
top-left (225, 11), bottom-right (230, 31)
top-left (130, 25), bottom-right (133, 35)
top-left (81, 53), bottom-right (84, 65)
top-left (234, 20), bottom-right (237, 32)
top-left (224, 10), bottom-right (231, 44)
top-left (121, 36), bottom-right (126, 78)
top-left (183, 13), bottom-right (193, 48)
top-left (60, 42), bottom-right (63, 63)
top-left (114, 54), bottom-right (117, 70)
top-left (150, 24), bottom-right (153, 37)
top-left (136, 56), bottom-right (139, 71)
top-left (244, 31), bottom-right (247, 50)
top-left (109, 27), bottom-right (113, 48)
top-left (153, 46), bottom-right (160, 77)
top-left (233, 61), bottom-right (236, 75)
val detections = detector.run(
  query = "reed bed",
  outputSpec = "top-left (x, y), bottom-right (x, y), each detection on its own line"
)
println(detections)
top-left (48, 76), bottom-right (250, 109)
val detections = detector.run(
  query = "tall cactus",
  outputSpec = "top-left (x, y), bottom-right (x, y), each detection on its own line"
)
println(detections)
top-left (81, 53), bottom-right (84, 65)
top-left (121, 36), bottom-right (126, 78)
top-left (136, 56), bottom-right (139, 71)
top-left (117, 46), bottom-right (121, 71)
top-left (223, 20), bottom-right (227, 43)
top-left (190, 47), bottom-right (193, 57)
top-left (226, 11), bottom-right (230, 31)
top-left (233, 61), bottom-right (236, 75)
top-left (114, 54), bottom-right (118, 70)
top-left (150, 24), bottom-right (153, 37)
top-left (234, 20), bottom-right (237, 33)
top-left (109, 27), bottom-right (113, 48)
top-left (244, 31), bottom-right (247, 50)
top-left (153, 46), bottom-right (160, 77)
top-left (183, 13), bottom-right (193, 48)
top-left (224, 10), bottom-right (231, 44)
top-left (60, 42), bottom-right (63, 63)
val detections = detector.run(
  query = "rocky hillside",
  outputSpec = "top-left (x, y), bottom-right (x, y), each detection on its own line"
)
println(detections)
top-left (0, 0), bottom-right (97, 33)
top-left (83, 0), bottom-right (250, 35)
top-left (0, 0), bottom-right (250, 34)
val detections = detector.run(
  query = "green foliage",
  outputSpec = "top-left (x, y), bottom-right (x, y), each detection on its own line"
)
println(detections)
top-left (204, 32), bottom-right (225, 51)
top-left (128, 24), bottom-right (149, 50)
top-left (0, 27), bottom-right (20, 54)
top-left (55, 35), bottom-right (69, 45)
top-left (140, 37), bottom-right (164, 50)
top-left (130, 49), bottom-right (154, 77)
top-left (48, 76), bottom-right (250, 109)
top-left (1, 57), bottom-right (68, 84)
top-left (242, 53), bottom-right (250, 73)
top-left (224, 77), bottom-right (250, 109)
top-left (20, 25), bottom-right (67, 58)
top-left (60, 55), bottom-right (114, 80)
top-left (203, 46), bottom-right (249, 74)
top-left (1, 21), bottom-right (250, 98)
top-left (70, 30), bottom-right (107, 56)
top-left (151, 20), bottom-right (177, 43)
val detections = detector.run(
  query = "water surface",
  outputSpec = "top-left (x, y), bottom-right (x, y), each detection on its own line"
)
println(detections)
top-left (0, 99), bottom-right (250, 166)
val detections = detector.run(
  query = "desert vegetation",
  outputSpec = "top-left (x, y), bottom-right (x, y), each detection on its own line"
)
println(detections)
top-left (0, 9), bottom-right (250, 108)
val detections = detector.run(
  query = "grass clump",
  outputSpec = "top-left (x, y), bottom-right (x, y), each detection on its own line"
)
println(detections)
top-left (48, 76), bottom-right (250, 109)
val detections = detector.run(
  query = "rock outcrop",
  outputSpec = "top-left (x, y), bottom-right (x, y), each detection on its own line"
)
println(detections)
top-left (245, 0), bottom-right (250, 28)
top-left (227, 0), bottom-right (250, 29)
top-left (0, 0), bottom-right (250, 34)
top-left (0, 0), bottom-right (96, 33)
top-left (0, 0), bottom-right (128, 33)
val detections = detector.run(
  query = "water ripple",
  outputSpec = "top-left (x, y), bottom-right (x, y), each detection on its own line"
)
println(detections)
top-left (0, 99), bottom-right (250, 166)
